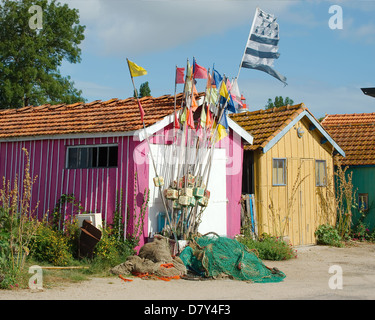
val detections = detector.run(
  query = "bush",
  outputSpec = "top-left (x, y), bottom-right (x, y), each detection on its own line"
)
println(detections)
top-left (350, 221), bottom-right (371, 242)
top-left (31, 223), bottom-right (74, 266)
top-left (93, 225), bottom-right (135, 268)
top-left (238, 233), bottom-right (297, 261)
top-left (315, 224), bottom-right (343, 247)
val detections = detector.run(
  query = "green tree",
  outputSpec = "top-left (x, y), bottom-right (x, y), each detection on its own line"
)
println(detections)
top-left (134, 81), bottom-right (151, 98)
top-left (139, 81), bottom-right (151, 97)
top-left (265, 96), bottom-right (294, 110)
top-left (0, 0), bottom-right (86, 109)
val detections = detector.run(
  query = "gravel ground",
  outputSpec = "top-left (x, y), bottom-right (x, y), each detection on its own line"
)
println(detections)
top-left (1, 242), bottom-right (375, 300)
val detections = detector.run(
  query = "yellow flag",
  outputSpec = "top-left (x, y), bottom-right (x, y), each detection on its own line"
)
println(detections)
top-left (216, 123), bottom-right (228, 142)
top-left (127, 59), bottom-right (147, 77)
top-left (219, 81), bottom-right (229, 100)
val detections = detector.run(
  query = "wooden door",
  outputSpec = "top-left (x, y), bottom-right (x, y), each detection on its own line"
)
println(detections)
top-left (299, 158), bottom-right (315, 245)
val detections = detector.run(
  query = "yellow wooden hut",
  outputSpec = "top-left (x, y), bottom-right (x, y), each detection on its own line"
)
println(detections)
top-left (229, 104), bottom-right (345, 245)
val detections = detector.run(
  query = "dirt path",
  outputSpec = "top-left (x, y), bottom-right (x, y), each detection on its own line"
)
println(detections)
top-left (2, 242), bottom-right (375, 300)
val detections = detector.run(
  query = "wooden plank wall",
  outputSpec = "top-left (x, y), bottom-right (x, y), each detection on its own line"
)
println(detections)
top-left (254, 117), bottom-right (335, 245)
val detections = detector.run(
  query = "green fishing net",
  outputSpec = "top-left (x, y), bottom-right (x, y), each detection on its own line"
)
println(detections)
top-left (180, 233), bottom-right (286, 283)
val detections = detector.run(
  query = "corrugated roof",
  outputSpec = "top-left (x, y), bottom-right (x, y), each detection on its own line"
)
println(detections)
top-left (0, 93), bottom-right (204, 139)
top-left (321, 113), bottom-right (375, 166)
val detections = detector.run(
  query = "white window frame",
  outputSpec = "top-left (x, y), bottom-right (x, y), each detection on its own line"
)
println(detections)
top-left (272, 158), bottom-right (287, 186)
top-left (315, 160), bottom-right (327, 187)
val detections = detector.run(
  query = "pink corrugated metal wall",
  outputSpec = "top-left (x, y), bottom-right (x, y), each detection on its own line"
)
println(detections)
top-left (0, 136), bottom-right (148, 243)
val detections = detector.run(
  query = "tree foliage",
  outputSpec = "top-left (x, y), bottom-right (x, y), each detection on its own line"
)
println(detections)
top-left (134, 81), bottom-right (151, 98)
top-left (139, 81), bottom-right (151, 97)
top-left (0, 0), bottom-right (86, 109)
top-left (265, 96), bottom-right (294, 110)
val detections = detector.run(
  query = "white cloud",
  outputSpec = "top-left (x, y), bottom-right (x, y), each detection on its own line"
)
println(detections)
top-left (62, 0), bottom-right (297, 57)
top-left (237, 77), bottom-right (375, 119)
top-left (339, 17), bottom-right (375, 44)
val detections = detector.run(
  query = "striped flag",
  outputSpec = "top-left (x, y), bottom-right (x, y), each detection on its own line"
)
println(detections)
top-left (240, 7), bottom-right (287, 85)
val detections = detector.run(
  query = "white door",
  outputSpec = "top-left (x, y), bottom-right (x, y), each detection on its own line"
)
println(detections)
top-left (148, 144), bottom-right (227, 237)
top-left (197, 148), bottom-right (227, 236)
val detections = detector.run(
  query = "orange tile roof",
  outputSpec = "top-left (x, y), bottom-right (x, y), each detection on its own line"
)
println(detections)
top-left (229, 104), bottom-right (307, 151)
top-left (0, 93), bottom-right (204, 139)
top-left (322, 113), bottom-right (375, 126)
top-left (321, 113), bottom-right (375, 166)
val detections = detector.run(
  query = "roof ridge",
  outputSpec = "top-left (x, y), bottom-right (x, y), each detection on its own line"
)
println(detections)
top-left (229, 102), bottom-right (308, 151)
top-left (233, 103), bottom-right (305, 117)
top-left (323, 122), bottom-right (375, 127)
top-left (325, 112), bottom-right (375, 116)
top-left (259, 105), bottom-right (306, 149)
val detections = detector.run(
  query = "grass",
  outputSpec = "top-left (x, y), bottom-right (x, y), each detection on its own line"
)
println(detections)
top-left (11, 256), bottom-right (126, 290)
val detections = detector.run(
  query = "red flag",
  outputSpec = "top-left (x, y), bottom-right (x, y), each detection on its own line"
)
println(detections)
top-left (187, 107), bottom-right (195, 129)
top-left (193, 62), bottom-right (208, 79)
top-left (176, 67), bottom-right (185, 84)
top-left (174, 112), bottom-right (180, 129)
top-left (138, 100), bottom-right (145, 122)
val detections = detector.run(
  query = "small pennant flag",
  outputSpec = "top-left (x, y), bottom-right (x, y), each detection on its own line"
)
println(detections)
top-left (219, 81), bottom-right (230, 101)
top-left (193, 58), bottom-right (208, 79)
top-left (200, 105), bottom-right (206, 128)
top-left (216, 110), bottom-right (229, 142)
top-left (230, 78), bottom-right (243, 109)
top-left (127, 59), bottom-right (147, 77)
top-left (212, 69), bottom-right (222, 87)
top-left (187, 107), bottom-right (195, 129)
top-left (206, 106), bottom-right (213, 129)
top-left (176, 67), bottom-right (185, 84)
top-left (174, 112), bottom-right (180, 129)
top-left (216, 123), bottom-right (228, 142)
top-left (137, 100), bottom-right (145, 122)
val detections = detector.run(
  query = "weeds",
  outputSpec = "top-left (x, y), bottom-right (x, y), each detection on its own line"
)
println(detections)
top-left (238, 233), bottom-right (297, 261)
top-left (0, 164), bottom-right (146, 289)
top-left (0, 148), bottom-right (40, 288)
top-left (334, 156), bottom-right (357, 238)
top-left (316, 163), bottom-right (336, 225)
top-left (315, 224), bottom-right (343, 247)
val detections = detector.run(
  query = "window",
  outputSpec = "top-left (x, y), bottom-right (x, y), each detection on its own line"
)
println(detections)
top-left (315, 160), bottom-right (327, 186)
top-left (359, 193), bottom-right (369, 212)
top-left (67, 145), bottom-right (118, 169)
top-left (272, 158), bottom-right (286, 186)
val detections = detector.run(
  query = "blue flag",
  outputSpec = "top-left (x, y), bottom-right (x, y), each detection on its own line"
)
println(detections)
top-left (212, 68), bottom-right (223, 88)
top-left (219, 108), bottom-right (229, 129)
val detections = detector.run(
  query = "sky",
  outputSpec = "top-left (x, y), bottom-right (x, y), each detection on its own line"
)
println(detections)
top-left (60, 0), bottom-right (375, 118)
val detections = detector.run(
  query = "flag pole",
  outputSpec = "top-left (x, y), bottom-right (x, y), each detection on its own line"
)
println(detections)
top-left (236, 6), bottom-right (259, 80)
top-left (126, 58), bottom-right (178, 245)
top-left (202, 75), bottom-right (229, 188)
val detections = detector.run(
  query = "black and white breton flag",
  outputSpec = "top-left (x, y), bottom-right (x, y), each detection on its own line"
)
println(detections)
top-left (240, 7), bottom-right (287, 85)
